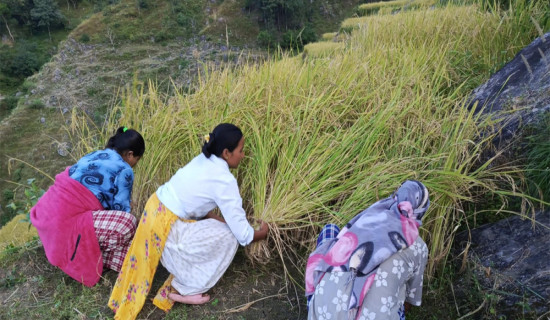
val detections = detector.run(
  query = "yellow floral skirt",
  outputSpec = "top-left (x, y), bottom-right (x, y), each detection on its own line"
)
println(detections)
top-left (108, 193), bottom-right (189, 319)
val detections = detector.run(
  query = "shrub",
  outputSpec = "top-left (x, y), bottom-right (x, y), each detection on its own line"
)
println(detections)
top-left (138, 0), bottom-right (148, 9)
top-left (176, 12), bottom-right (190, 26)
top-left (29, 99), bottom-right (45, 109)
top-left (257, 30), bottom-right (276, 48)
top-left (0, 96), bottom-right (19, 112)
top-left (280, 26), bottom-right (317, 50)
top-left (3, 178), bottom-right (45, 228)
top-left (20, 80), bottom-right (36, 93)
top-left (0, 41), bottom-right (46, 79)
top-left (2, 189), bottom-right (14, 202)
top-left (79, 34), bottom-right (90, 43)
top-left (280, 30), bottom-right (300, 50)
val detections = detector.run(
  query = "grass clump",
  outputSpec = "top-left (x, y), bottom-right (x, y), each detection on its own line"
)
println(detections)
top-left (523, 113), bottom-right (550, 203)
top-left (67, 0), bottom-right (548, 278)
top-left (0, 215), bottom-right (38, 250)
top-left (28, 99), bottom-right (45, 109)
top-left (303, 42), bottom-right (344, 58)
top-left (358, 0), bottom-right (411, 14)
top-left (321, 32), bottom-right (338, 41)
top-left (358, 0), bottom-right (437, 16)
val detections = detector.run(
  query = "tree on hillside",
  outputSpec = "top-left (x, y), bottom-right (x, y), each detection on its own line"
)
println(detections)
top-left (0, 40), bottom-right (45, 78)
top-left (0, 3), bottom-right (15, 42)
top-left (30, 0), bottom-right (64, 40)
top-left (65, 0), bottom-right (80, 10)
top-left (246, 0), bottom-right (311, 30)
top-left (1, 0), bottom-right (33, 27)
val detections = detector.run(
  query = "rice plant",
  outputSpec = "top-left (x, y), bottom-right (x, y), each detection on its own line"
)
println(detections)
top-left (67, 0), bottom-right (549, 278)
top-left (358, 0), bottom-right (412, 14)
top-left (303, 42), bottom-right (345, 58)
top-left (321, 32), bottom-right (338, 41)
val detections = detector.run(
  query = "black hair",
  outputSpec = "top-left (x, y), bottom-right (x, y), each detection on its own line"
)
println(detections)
top-left (202, 123), bottom-right (243, 158)
top-left (105, 127), bottom-right (145, 157)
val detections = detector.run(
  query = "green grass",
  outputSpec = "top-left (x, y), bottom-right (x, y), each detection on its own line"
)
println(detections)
top-left (70, 0), bottom-right (206, 44)
top-left (67, 0), bottom-right (550, 278)
top-left (521, 113), bottom-right (550, 204)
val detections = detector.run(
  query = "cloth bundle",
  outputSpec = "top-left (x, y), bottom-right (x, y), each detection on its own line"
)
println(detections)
top-left (305, 180), bottom-right (430, 310)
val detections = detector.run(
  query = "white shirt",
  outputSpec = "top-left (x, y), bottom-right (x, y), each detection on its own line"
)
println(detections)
top-left (156, 153), bottom-right (254, 246)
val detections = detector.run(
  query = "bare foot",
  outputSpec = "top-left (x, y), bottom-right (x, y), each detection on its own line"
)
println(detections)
top-left (168, 292), bottom-right (210, 305)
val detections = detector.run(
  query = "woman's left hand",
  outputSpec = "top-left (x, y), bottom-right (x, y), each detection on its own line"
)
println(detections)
top-left (397, 201), bottom-right (413, 218)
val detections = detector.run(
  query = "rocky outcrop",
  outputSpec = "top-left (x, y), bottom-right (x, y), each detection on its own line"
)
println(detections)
top-left (468, 32), bottom-right (550, 148)
top-left (455, 210), bottom-right (550, 316)
top-left (454, 33), bottom-right (550, 317)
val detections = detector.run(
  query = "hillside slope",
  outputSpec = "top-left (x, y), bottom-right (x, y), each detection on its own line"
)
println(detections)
top-left (0, 0), bottom-right (362, 225)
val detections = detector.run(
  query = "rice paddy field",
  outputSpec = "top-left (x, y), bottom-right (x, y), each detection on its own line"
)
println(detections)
top-left (67, 0), bottom-right (549, 284)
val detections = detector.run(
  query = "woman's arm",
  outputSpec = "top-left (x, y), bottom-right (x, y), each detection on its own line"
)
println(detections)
top-left (204, 210), bottom-right (226, 223)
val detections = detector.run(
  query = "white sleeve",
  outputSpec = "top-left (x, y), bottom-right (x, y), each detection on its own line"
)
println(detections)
top-left (215, 179), bottom-right (255, 246)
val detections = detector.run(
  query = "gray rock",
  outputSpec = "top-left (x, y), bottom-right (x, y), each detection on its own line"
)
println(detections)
top-left (15, 92), bottom-right (22, 97)
top-left (469, 32), bottom-right (550, 149)
top-left (455, 211), bottom-right (550, 315)
top-left (57, 142), bottom-right (71, 157)
top-left (49, 95), bottom-right (57, 106)
top-left (40, 117), bottom-right (45, 123)
top-left (53, 68), bottom-right (62, 82)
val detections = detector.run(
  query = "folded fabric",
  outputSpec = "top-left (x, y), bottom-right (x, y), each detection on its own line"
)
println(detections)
top-left (30, 167), bottom-right (104, 287)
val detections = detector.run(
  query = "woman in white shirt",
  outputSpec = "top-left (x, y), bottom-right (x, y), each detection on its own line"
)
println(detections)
top-left (158, 122), bottom-right (269, 304)
top-left (108, 123), bottom-right (269, 319)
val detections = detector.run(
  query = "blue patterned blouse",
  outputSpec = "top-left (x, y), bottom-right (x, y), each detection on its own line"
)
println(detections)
top-left (69, 148), bottom-right (134, 212)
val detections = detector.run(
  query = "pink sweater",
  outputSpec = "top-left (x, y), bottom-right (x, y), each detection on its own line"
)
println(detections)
top-left (30, 167), bottom-right (104, 286)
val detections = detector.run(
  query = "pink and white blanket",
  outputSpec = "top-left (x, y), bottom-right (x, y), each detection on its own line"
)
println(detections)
top-left (305, 180), bottom-right (430, 310)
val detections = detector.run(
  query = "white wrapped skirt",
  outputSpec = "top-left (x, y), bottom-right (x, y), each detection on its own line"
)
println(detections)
top-left (161, 218), bottom-right (238, 295)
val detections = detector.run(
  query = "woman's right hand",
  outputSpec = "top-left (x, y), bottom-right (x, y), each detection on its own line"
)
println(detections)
top-left (252, 220), bottom-right (269, 242)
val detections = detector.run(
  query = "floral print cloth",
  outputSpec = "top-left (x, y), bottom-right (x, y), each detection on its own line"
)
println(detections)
top-left (108, 193), bottom-right (179, 319)
top-left (308, 237), bottom-right (428, 320)
top-left (70, 148), bottom-right (134, 212)
top-left (306, 181), bottom-right (430, 311)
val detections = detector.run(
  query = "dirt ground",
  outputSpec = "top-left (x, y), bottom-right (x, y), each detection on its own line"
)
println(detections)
top-left (0, 241), bottom-right (308, 320)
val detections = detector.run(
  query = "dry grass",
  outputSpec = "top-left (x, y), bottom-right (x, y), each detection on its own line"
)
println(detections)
top-left (67, 0), bottom-right (548, 279)
top-left (359, 0), bottom-right (412, 11)
top-left (303, 42), bottom-right (345, 58)
top-left (321, 32), bottom-right (338, 41)
top-left (358, 0), bottom-right (436, 14)
top-left (0, 214), bottom-right (37, 249)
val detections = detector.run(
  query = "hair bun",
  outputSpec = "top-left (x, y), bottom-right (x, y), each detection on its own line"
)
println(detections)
top-left (201, 123), bottom-right (242, 159)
